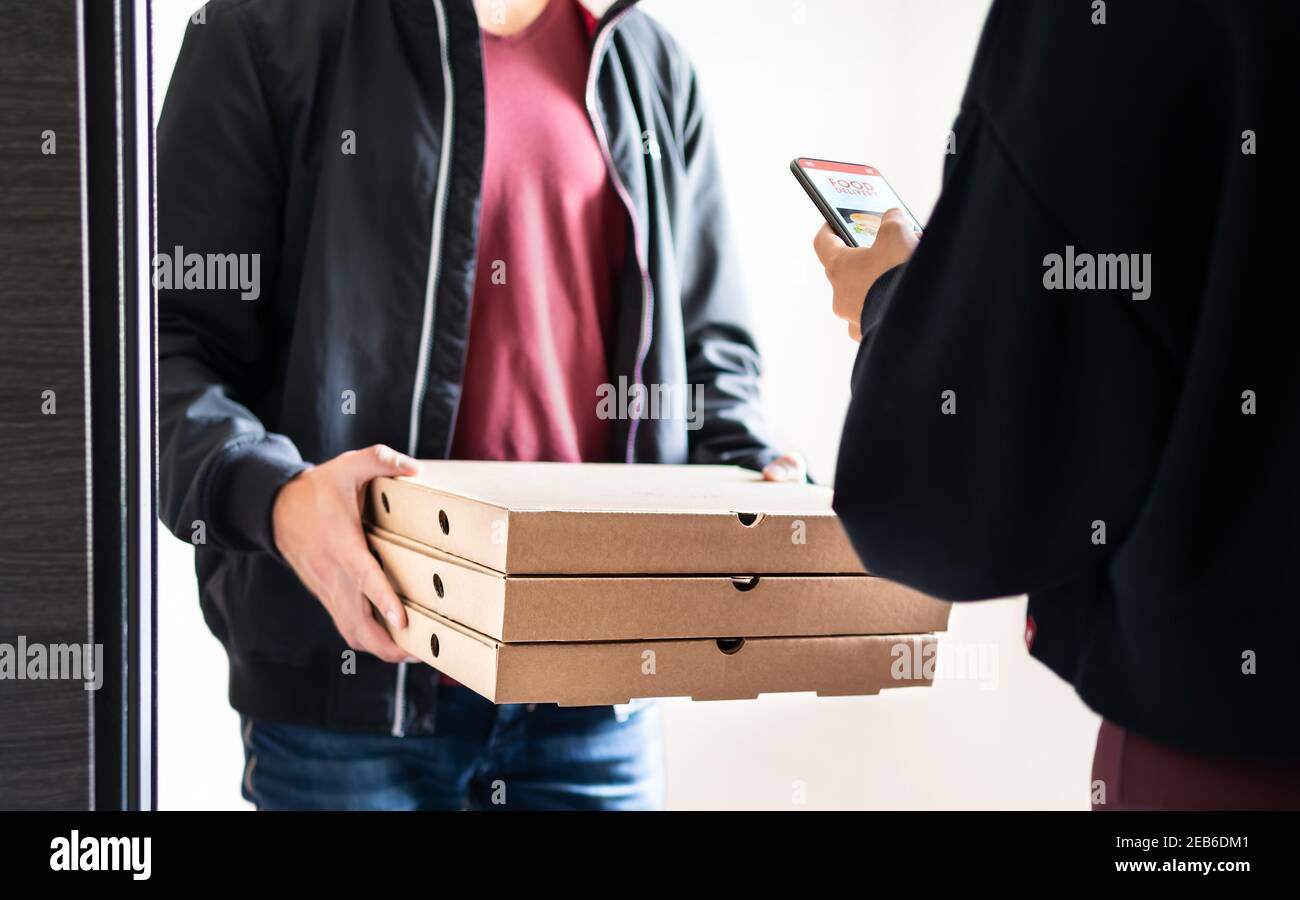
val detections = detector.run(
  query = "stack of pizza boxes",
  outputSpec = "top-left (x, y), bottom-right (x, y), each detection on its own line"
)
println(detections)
top-left (363, 461), bottom-right (949, 706)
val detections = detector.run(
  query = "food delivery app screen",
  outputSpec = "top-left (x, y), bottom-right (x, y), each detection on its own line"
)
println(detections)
top-left (798, 158), bottom-right (921, 248)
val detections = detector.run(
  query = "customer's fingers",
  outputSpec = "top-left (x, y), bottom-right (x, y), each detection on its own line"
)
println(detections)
top-left (813, 222), bottom-right (848, 267)
top-left (879, 208), bottom-right (919, 247)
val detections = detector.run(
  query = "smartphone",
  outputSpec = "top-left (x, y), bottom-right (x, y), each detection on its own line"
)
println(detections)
top-left (790, 157), bottom-right (922, 248)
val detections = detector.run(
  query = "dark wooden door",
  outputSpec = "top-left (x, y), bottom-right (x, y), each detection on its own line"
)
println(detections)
top-left (0, 0), bottom-right (92, 811)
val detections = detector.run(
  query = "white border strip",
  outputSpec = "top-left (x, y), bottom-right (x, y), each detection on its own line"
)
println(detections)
top-left (131, 0), bottom-right (155, 810)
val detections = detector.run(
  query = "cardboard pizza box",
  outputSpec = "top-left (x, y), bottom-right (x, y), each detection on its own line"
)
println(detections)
top-left (365, 461), bottom-right (867, 575)
top-left (388, 601), bottom-right (939, 706)
top-left (367, 525), bottom-right (950, 642)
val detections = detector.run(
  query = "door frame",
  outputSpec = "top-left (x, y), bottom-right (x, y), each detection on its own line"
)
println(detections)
top-left (82, 0), bottom-right (156, 811)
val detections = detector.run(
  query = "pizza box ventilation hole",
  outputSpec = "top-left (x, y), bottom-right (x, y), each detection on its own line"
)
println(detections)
top-left (380, 489), bottom-right (449, 536)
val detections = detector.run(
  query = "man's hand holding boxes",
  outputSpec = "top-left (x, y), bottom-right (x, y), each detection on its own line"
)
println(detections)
top-left (364, 461), bottom-right (949, 705)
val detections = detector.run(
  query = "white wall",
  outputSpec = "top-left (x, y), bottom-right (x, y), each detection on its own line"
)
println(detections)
top-left (152, 0), bottom-right (1099, 811)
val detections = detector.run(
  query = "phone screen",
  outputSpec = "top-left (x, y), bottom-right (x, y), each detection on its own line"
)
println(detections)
top-left (795, 158), bottom-right (921, 248)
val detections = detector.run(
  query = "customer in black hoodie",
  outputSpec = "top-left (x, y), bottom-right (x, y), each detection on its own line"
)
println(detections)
top-left (815, 0), bottom-right (1298, 808)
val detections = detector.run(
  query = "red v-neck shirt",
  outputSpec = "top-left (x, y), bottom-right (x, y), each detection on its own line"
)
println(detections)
top-left (449, 0), bottom-right (626, 463)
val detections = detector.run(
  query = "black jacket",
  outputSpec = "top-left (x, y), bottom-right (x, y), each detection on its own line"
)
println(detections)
top-left (835, 0), bottom-right (1296, 759)
top-left (157, 0), bottom-right (780, 735)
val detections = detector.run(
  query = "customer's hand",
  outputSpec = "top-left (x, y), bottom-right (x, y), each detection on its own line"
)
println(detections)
top-left (271, 444), bottom-right (421, 664)
top-left (762, 452), bottom-right (807, 482)
top-left (813, 208), bottom-right (918, 341)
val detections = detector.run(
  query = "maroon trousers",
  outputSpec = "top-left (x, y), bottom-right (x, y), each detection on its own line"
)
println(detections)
top-left (1092, 720), bottom-right (1300, 810)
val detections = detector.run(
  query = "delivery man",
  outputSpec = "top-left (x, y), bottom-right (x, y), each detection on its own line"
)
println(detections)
top-left (157, 0), bottom-right (802, 810)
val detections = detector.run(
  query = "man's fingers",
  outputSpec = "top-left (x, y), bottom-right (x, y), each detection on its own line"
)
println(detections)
top-left (352, 547), bottom-right (407, 630)
top-left (762, 452), bottom-right (808, 483)
top-left (353, 613), bottom-right (410, 664)
top-left (813, 223), bottom-right (848, 267)
top-left (348, 443), bottom-right (422, 481)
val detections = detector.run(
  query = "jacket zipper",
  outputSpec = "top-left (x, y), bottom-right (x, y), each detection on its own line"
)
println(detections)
top-left (584, 7), bottom-right (654, 464)
top-left (394, 0), bottom-right (456, 738)
top-left (393, 4), bottom-right (646, 733)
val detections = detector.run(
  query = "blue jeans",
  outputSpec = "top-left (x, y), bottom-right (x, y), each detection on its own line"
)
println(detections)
top-left (238, 683), bottom-right (665, 810)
